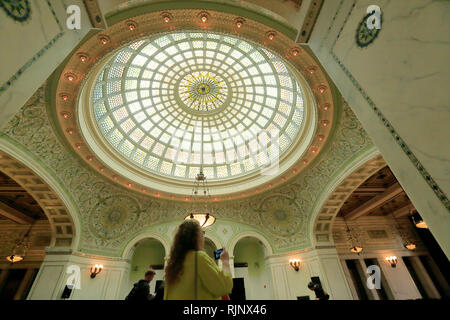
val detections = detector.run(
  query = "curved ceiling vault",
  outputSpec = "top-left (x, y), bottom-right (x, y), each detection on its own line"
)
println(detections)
top-left (54, 6), bottom-right (336, 201)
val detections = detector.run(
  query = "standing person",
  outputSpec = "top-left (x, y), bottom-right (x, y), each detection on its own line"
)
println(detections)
top-left (164, 220), bottom-right (233, 300)
top-left (126, 270), bottom-right (156, 301)
top-left (308, 281), bottom-right (330, 300)
top-left (153, 281), bottom-right (164, 301)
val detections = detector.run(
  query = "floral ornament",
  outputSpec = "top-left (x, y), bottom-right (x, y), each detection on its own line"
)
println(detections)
top-left (255, 194), bottom-right (306, 237)
top-left (355, 11), bottom-right (382, 48)
top-left (88, 195), bottom-right (142, 241)
top-left (0, 0), bottom-right (31, 22)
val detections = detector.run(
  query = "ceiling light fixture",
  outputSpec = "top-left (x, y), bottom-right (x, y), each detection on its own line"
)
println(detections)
top-left (198, 11), bottom-right (209, 23)
top-left (184, 119), bottom-right (216, 228)
top-left (344, 216), bottom-right (363, 255)
top-left (6, 222), bottom-right (34, 263)
top-left (266, 31), bottom-right (276, 40)
top-left (404, 241), bottom-right (417, 251)
top-left (291, 48), bottom-right (300, 56)
top-left (390, 206), bottom-right (417, 251)
top-left (161, 12), bottom-right (172, 23)
top-left (412, 213), bottom-right (428, 229)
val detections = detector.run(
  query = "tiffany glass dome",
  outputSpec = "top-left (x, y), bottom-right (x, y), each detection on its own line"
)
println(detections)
top-left (79, 31), bottom-right (316, 194)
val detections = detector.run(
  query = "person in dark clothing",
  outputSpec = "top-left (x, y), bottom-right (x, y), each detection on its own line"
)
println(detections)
top-left (308, 282), bottom-right (330, 300)
top-left (152, 281), bottom-right (164, 301)
top-left (126, 270), bottom-right (156, 301)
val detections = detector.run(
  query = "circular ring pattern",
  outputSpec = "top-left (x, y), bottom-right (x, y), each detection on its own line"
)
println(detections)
top-left (178, 71), bottom-right (228, 113)
top-left (91, 31), bottom-right (305, 182)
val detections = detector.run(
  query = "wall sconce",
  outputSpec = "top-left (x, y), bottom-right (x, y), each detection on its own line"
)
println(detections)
top-left (289, 258), bottom-right (301, 271)
top-left (385, 256), bottom-right (398, 268)
top-left (90, 264), bottom-right (103, 278)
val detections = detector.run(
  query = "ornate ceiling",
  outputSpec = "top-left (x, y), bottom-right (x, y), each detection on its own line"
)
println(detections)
top-left (0, 3), bottom-right (375, 256)
top-left (339, 166), bottom-right (416, 218)
top-left (55, 8), bottom-right (335, 200)
top-left (88, 32), bottom-right (307, 184)
top-left (0, 171), bottom-right (45, 221)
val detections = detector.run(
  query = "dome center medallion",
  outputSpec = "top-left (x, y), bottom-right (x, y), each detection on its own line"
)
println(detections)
top-left (178, 71), bottom-right (228, 113)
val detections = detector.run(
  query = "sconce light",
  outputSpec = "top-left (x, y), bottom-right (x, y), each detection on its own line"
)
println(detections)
top-left (90, 264), bottom-right (103, 278)
top-left (289, 258), bottom-right (301, 271)
top-left (385, 256), bottom-right (398, 268)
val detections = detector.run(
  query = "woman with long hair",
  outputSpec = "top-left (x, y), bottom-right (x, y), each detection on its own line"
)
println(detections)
top-left (164, 219), bottom-right (233, 300)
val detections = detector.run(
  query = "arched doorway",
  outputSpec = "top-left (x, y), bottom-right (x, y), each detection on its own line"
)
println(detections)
top-left (0, 149), bottom-right (77, 249)
top-left (128, 238), bottom-right (166, 295)
top-left (0, 171), bottom-right (51, 300)
top-left (232, 236), bottom-right (273, 300)
top-left (331, 166), bottom-right (449, 300)
top-left (0, 149), bottom-right (78, 300)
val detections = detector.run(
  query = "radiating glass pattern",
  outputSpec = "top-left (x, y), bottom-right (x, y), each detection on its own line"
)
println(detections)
top-left (92, 32), bottom-right (305, 181)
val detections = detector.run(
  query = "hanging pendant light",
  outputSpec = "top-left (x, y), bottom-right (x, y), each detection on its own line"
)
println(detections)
top-left (391, 206), bottom-right (417, 251)
top-left (6, 223), bottom-right (33, 263)
top-left (343, 216), bottom-right (363, 254)
top-left (404, 241), bottom-right (417, 251)
top-left (184, 171), bottom-right (216, 228)
top-left (350, 246), bottom-right (363, 254)
top-left (412, 213), bottom-right (428, 229)
top-left (185, 212), bottom-right (216, 229)
top-left (184, 117), bottom-right (215, 228)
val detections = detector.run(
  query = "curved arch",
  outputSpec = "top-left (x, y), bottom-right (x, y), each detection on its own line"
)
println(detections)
top-left (310, 147), bottom-right (386, 246)
top-left (0, 139), bottom-right (80, 250)
top-left (121, 231), bottom-right (170, 260)
top-left (229, 231), bottom-right (274, 256)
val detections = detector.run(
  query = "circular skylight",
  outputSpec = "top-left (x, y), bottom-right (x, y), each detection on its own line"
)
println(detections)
top-left (91, 32), bottom-right (305, 181)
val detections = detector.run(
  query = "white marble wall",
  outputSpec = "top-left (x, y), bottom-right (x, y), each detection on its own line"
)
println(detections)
top-left (333, 216), bottom-right (444, 300)
top-left (0, 0), bottom-right (92, 129)
top-left (27, 250), bottom-right (130, 300)
top-left (265, 248), bottom-right (353, 300)
top-left (308, 0), bottom-right (450, 256)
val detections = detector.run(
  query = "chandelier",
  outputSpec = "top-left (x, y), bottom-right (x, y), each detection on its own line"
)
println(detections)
top-left (344, 216), bottom-right (363, 255)
top-left (184, 169), bottom-right (216, 228)
top-left (390, 206), bottom-right (417, 251)
top-left (184, 118), bottom-right (216, 228)
top-left (6, 223), bottom-right (33, 263)
top-left (411, 212), bottom-right (428, 229)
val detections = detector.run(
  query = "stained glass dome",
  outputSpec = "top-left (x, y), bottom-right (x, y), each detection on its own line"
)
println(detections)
top-left (90, 32), bottom-right (306, 182)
